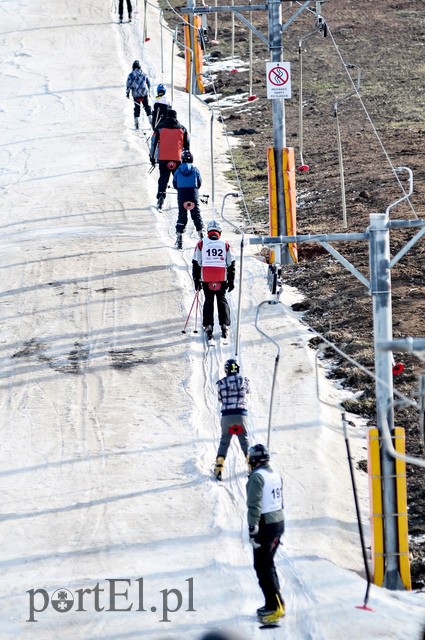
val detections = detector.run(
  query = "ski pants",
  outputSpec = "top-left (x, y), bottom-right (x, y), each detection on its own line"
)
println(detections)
top-left (119, 0), bottom-right (132, 19)
top-left (217, 414), bottom-right (249, 458)
top-left (202, 283), bottom-right (230, 328)
top-left (133, 96), bottom-right (151, 119)
top-left (253, 519), bottom-right (284, 611)
top-left (157, 160), bottom-right (181, 200)
top-left (176, 189), bottom-right (203, 233)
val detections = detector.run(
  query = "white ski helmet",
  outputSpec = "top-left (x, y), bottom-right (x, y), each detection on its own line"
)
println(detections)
top-left (207, 220), bottom-right (222, 235)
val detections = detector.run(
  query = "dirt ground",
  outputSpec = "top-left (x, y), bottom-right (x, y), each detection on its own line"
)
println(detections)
top-left (159, 0), bottom-right (425, 589)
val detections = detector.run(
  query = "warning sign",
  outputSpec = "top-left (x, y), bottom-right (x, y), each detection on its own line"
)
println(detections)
top-left (266, 62), bottom-right (291, 99)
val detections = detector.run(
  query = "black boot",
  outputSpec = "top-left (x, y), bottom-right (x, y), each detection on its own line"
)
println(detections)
top-left (175, 233), bottom-right (183, 250)
top-left (204, 325), bottom-right (213, 340)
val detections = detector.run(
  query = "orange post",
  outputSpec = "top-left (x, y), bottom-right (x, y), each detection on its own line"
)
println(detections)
top-left (394, 427), bottom-right (411, 590)
top-left (282, 147), bottom-right (298, 263)
top-left (183, 17), bottom-right (205, 94)
top-left (368, 427), bottom-right (385, 585)
top-left (267, 147), bottom-right (278, 264)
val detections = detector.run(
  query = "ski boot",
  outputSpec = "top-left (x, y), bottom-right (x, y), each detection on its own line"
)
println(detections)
top-left (175, 233), bottom-right (183, 250)
top-left (213, 456), bottom-right (225, 480)
top-left (128, 13), bottom-right (132, 22)
top-left (157, 194), bottom-right (165, 210)
top-left (258, 596), bottom-right (285, 624)
top-left (134, 117), bottom-right (139, 130)
top-left (220, 324), bottom-right (229, 340)
top-left (204, 325), bottom-right (213, 340)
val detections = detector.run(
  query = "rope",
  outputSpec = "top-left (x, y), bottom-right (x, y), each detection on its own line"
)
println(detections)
top-left (295, 1), bottom-right (419, 218)
top-left (326, 26), bottom-right (417, 218)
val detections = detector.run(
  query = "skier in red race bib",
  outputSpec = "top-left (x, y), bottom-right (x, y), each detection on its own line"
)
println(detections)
top-left (192, 220), bottom-right (235, 341)
top-left (150, 109), bottom-right (190, 210)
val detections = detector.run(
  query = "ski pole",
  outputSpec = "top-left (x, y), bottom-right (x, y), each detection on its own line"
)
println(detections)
top-left (194, 288), bottom-right (200, 333)
top-left (181, 290), bottom-right (199, 334)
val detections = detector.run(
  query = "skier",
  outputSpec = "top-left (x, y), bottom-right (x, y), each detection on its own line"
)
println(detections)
top-left (119, 0), bottom-right (132, 22)
top-left (192, 220), bottom-right (235, 341)
top-left (150, 109), bottom-right (190, 209)
top-left (172, 151), bottom-right (204, 249)
top-left (247, 444), bottom-right (285, 625)
top-left (213, 359), bottom-right (250, 480)
top-left (151, 84), bottom-right (171, 130)
top-left (126, 60), bottom-right (152, 130)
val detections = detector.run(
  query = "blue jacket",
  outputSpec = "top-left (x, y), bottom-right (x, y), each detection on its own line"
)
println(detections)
top-left (173, 163), bottom-right (202, 190)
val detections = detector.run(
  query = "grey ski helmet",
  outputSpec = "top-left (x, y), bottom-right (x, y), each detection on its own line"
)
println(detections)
top-left (248, 444), bottom-right (270, 466)
top-left (207, 220), bottom-right (222, 236)
top-left (132, 60), bottom-right (141, 70)
top-left (224, 359), bottom-right (239, 375)
top-left (181, 150), bottom-right (193, 163)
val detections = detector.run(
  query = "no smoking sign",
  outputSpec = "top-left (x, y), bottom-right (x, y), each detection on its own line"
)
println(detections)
top-left (266, 62), bottom-right (291, 99)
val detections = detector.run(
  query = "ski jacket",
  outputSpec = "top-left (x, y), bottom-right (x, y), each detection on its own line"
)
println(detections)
top-left (150, 115), bottom-right (190, 162)
top-left (192, 237), bottom-right (235, 284)
top-left (217, 373), bottom-right (250, 416)
top-left (172, 163), bottom-right (202, 190)
top-left (246, 464), bottom-right (284, 528)
top-left (152, 94), bottom-right (171, 129)
top-left (126, 69), bottom-right (150, 98)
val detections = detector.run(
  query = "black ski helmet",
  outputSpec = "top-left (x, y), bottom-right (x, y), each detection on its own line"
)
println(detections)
top-left (181, 150), bottom-right (193, 163)
top-left (248, 444), bottom-right (270, 466)
top-left (132, 60), bottom-right (141, 70)
top-left (224, 359), bottom-right (239, 375)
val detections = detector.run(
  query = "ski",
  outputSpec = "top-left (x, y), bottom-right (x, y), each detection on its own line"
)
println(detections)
top-left (259, 623), bottom-right (281, 629)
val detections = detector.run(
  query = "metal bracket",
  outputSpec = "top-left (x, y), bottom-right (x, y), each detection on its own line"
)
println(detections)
top-left (267, 263), bottom-right (283, 297)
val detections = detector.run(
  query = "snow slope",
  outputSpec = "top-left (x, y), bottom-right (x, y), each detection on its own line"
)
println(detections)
top-left (0, 0), bottom-right (424, 638)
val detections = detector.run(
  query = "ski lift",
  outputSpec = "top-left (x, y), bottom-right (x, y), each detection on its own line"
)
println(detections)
top-left (334, 63), bottom-right (362, 228)
top-left (297, 17), bottom-right (327, 172)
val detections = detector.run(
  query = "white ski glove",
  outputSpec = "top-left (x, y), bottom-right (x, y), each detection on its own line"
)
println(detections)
top-left (249, 524), bottom-right (261, 549)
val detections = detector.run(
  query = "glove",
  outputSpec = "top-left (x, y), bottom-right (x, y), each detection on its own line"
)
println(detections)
top-left (249, 524), bottom-right (261, 549)
top-left (194, 279), bottom-right (202, 291)
top-left (126, 92), bottom-right (130, 99)
top-left (149, 156), bottom-right (156, 167)
top-left (227, 282), bottom-right (235, 292)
